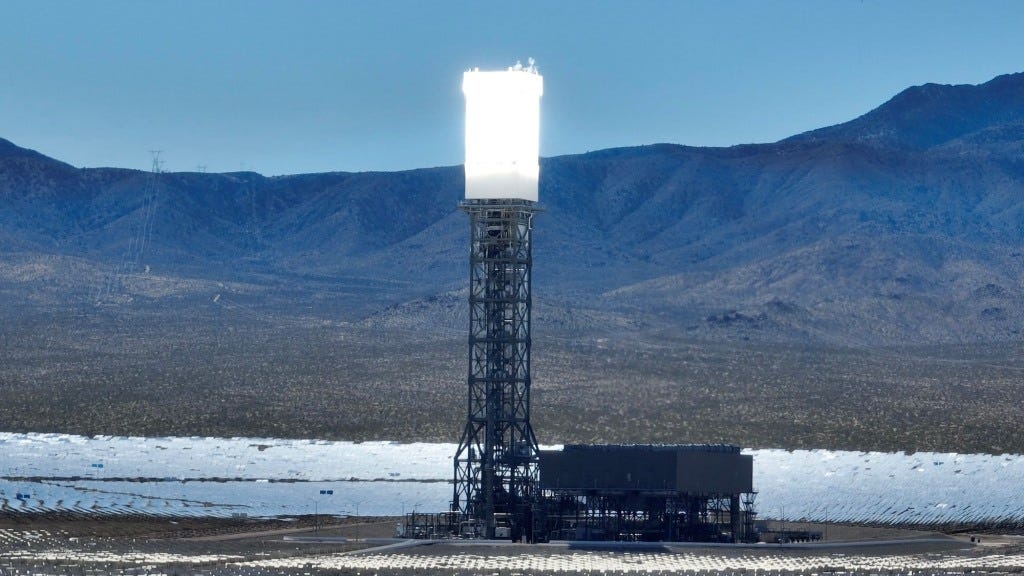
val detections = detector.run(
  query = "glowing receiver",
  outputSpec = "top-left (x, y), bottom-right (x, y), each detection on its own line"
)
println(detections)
top-left (463, 64), bottom-right (543, 202)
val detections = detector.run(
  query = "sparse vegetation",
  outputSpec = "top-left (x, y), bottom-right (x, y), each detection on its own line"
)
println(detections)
top-left (1, 308), bottom-right (1021, 454)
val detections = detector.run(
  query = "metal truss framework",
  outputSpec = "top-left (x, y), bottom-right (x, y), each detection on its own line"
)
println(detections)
top-left (539, 491), bottom-right (757, 543)
top-left (453, 199), bottom-right (540, 540)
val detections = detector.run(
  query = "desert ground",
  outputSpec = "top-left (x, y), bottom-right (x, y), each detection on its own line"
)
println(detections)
top-left (2, 514), bottom-right (1024, 575)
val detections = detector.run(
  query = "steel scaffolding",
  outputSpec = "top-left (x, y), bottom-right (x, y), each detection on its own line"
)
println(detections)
top-left (453, 198), bottom-right (540, 540)
top-left (538, 492), bottom-right (756, 543)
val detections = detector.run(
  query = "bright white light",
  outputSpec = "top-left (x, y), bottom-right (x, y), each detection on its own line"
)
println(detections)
top-left (463, 64), bottom-right (543, 201)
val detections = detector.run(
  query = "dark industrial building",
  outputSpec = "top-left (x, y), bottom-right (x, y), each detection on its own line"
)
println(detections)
top-left (537, 444), bottom-right (757, 542)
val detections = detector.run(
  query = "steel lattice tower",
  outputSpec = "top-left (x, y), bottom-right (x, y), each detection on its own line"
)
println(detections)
top-left (453, 198), bottom-right (540, 540)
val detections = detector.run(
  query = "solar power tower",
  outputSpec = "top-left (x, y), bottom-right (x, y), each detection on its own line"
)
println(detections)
top-left (453, 61), bottom-right (543, 541)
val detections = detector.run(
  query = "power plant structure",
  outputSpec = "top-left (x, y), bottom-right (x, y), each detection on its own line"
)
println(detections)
top-left (452, 62), bottom-right (543, 541)
top-left (433, 60), bottom-right (758, 544)
top-left (539, 444), bottom-right (757, 542)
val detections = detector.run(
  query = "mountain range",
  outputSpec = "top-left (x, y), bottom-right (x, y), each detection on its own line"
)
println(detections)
top-left (3, 72), bottom-right (1024, 347)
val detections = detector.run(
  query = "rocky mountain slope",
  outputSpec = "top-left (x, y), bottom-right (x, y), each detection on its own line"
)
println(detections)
top-left (2, 73), bottom-right (1024, 346)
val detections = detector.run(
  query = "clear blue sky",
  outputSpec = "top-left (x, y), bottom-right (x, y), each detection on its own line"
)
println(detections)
top-left (2, 0), bottom-right (1023, 175)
